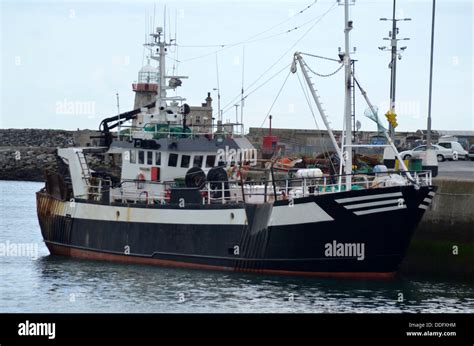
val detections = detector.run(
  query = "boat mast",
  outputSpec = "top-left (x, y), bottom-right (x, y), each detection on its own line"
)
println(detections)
top-left (157, 28), bottom-right (167, 107)
top-left (147, 24), bottom-right (188, 111)
top-left (343, 0), bottom-right (353, 189)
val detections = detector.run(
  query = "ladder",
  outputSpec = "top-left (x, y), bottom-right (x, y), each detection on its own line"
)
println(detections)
top-left (76, 151), bottom-right (91, 185)
top-left (76, 150), bottom-right (103, 200)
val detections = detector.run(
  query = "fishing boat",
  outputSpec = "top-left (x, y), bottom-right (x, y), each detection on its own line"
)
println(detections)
top-left (36, 1), bottom-right (435, 279)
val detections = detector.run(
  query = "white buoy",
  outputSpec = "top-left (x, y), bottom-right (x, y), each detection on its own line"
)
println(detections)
top-left (295, 168), bottom-right (323, 179)
top-left (383, 147), bottom-right (396, 169)
top-left (421, 148), bottom-right (438, 177)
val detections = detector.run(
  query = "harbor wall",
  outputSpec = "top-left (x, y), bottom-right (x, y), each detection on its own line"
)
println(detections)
top-left (400, 177), bottom-right (474, 281)
top-left (0, 129), bottom-right (102, 181)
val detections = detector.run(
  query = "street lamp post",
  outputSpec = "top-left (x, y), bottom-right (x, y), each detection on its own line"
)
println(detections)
top-left (427, 0), bottom-right (436, 149)
top-left (379, 0), bottom-right (411, 141)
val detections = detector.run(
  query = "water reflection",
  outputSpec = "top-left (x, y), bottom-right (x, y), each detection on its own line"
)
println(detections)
top-left (30, 255), bottom-right (474, 313)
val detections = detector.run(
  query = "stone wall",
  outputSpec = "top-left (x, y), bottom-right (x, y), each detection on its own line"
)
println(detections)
top-left (0, 129), bottom-right (102, 182)
top-left (0, 129), bottom-right (75, 148)
top-left (0, 147), bottom-right (57, 181)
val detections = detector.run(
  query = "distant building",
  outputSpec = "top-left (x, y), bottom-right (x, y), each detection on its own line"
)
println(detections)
top-left (188, 93), bottom-right (213, 135)
top-left (247, 127), bottom-right (474, 156)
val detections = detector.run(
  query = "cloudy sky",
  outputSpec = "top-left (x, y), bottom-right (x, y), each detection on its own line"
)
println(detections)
top-left (1, 0), bottom-right (472, 133)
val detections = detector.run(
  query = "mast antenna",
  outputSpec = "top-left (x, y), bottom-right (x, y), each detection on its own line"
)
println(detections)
top-left (153, 3), bottom-right (156, 33)
top-left (163, 5), bottom-right (166, 44)
top-left (240, 46), bottom-right (245, 135)
top-left (116, 92), bottom-right (121, 140)
top-left (215, 53), bottom-right (222, 125)
top-left (168, 7), bottom-right (171, 43)
top-left (174, 9), bottom-right (178, 75)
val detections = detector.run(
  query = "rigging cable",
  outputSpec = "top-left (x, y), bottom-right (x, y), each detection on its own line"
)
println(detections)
top-left (259, 70), bottom-right (292, 128)
top-left (300, 52), bottom-right (341, 63)
top-left (295, 68), bottom-right (337, 173)
top-left (179, 0), bottom-right (318, 50)
top-left (213, 1), bottom-right (338, 120)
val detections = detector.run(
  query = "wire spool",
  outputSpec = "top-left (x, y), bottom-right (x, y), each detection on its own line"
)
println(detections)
top-left (185, 167), bottom-right (206, 189)
top-left (207, 167), bottom-right (230, 200)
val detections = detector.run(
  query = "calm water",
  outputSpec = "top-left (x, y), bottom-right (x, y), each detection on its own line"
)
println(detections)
top-left (0, 180), bottom-right (473, 313)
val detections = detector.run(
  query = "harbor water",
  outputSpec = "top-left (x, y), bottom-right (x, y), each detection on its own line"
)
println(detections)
top-left (1, 181), bottom-right (473, 313)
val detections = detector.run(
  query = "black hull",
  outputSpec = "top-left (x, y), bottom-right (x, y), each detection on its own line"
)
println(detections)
top-left (36, 185), bottom-right (435, 279)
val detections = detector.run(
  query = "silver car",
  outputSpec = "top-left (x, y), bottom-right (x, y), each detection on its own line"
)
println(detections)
top-left (399, 144), bottom-right (453, 162)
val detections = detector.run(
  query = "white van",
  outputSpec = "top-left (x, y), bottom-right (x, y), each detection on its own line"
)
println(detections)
top-left (437, 141), bottom-right (469, 160)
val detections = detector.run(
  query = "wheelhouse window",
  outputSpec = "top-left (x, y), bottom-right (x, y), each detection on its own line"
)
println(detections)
top-left (138, 150), bottom-right (145, 164)
top-left (168, 153), bottom-right (178, 167)
top-left (181, 155), bottom-right (191, 168)
top-left (193, 155), bottom-right (203, 168)
top-left (205, 155), bottom-right (216, 168)
top-left (155, 152), bottom-right (161, 166)
top-left (147, 151), bottom-right (153, 165)
top-left (130, 150), bottom-right (136, 164)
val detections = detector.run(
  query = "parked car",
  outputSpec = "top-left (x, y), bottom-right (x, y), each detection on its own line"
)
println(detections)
top-left (437, 141), bottom-right (469, 160)
top-left (469, 144), bottom-right (474, 161)
top-left (399, 144), bottom-right (453, 162)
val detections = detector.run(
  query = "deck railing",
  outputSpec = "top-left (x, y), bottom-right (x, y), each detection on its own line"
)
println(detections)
top-left (97, 170), bottom-right (432, 206)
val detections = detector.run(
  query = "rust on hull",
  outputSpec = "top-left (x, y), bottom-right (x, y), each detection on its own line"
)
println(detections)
top-left (36, 191), bottom-right (73, 247)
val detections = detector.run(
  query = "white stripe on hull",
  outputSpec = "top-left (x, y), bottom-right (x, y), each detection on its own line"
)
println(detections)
top-left (73, 203), bottom-right (248, 225)
top-left (64, 200), bottom-right (335, 226)
top-left (354, 205), bottom-right (406, 216)
top-left (335, 192), bottom-right (402, 204)
top-left (345, 199), bottom-right (401, 210)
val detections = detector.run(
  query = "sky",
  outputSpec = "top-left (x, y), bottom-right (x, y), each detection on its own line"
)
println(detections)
top-left (1, 0), bottom-right (472, 133)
